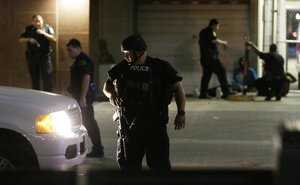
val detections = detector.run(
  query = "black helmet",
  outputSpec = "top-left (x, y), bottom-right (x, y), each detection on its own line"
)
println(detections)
top-left (121, 35), bottom-right (147, 52)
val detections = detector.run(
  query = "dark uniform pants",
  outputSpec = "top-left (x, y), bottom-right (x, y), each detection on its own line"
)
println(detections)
top-left (72, 92), bottom-right (103, 153)
top-left (80, 94), bottom-right (104, 154)
top-left (81, 104), bottom-right (104, 153)
top-left (27, 53), bottom-right (53, 92)
top-left (200, 57), bottom-right (229, 96)
top-left (117, 122), bottom-right (171, 172)
top-left (266, 77), bottom-right (285, 100)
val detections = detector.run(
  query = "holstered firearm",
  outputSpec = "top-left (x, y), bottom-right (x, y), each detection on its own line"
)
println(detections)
top-left (113, 99), bottom-right (130, 160)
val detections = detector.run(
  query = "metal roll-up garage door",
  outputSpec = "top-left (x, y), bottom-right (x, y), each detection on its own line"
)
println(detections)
top-left (137, 0), bottom-right (250, 95)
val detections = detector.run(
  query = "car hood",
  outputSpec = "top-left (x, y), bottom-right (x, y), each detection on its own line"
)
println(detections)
top-left (0, 86), bottom-right (78, 114)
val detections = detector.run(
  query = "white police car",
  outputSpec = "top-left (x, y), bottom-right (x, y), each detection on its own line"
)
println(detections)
top-left (0, 86), bottom-right (88, 171)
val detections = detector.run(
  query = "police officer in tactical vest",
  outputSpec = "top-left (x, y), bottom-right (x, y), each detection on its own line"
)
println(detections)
top-left (103, 35), bottom-right (186, 171)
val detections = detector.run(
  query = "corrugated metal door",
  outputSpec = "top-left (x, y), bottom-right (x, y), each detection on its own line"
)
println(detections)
top-left (137, 0), bottom-right (250, 94)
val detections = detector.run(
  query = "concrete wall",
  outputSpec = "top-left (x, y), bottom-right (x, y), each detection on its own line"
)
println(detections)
top-left (57, 0), bottom-right (90, 95)
top-left (98, 0), bottom-right (135, 63)
top-left (96, 0), bottom-right (135, 94)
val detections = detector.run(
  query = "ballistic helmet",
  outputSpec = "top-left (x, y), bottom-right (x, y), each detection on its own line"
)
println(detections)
top-left (121, 35), bottom-right (147, 52)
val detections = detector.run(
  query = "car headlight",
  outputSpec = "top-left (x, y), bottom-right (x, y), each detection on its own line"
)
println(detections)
top-left (35, 111), bottom-right (72, 134)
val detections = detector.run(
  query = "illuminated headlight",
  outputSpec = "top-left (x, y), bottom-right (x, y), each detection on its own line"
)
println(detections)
top-left (35, 111), bottom-right (72, 134)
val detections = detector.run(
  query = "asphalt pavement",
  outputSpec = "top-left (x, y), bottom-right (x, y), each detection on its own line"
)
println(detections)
top-left (75, 90), bottom-right (300, 183)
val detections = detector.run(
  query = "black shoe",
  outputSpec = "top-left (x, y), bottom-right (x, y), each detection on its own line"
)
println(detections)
top-left (198, 94), bottom-right (211, 99)
top-left (87, 150), bottom-right (104, 158)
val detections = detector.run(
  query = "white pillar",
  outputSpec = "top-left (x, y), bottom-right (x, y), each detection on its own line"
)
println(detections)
top-left (257, 0), bottom-right (265, 76)
top-left (264, 0), bottom-right (273, 52)
top-left (276, 0), bottom-right (287, 66)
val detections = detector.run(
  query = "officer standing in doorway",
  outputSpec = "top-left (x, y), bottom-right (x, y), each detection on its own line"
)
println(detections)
top-left (103, 35), bottom-right (186, 171)
top-left (66, 39), bottom-right (104, 158)
top-left (19, 15), bottom-right (56, 92)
